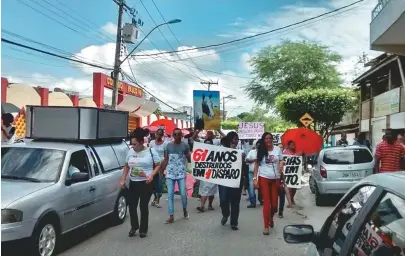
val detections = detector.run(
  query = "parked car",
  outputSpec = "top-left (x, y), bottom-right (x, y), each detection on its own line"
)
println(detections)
top-left (311, 146), bottom-right (375, 206)
top-left (284, 171), bottom-right (405, 256)
top-left (1, 140), bottom-right (129, 256)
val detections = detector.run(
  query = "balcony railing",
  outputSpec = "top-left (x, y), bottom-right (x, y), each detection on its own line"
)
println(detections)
top-left (372, 0), bottom-right (392, 20)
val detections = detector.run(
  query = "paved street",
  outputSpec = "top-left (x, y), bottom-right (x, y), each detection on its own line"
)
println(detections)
top-left (55, 186), bottom-right (335, 256)
top-left (5, 186), bottom-right (337, 256)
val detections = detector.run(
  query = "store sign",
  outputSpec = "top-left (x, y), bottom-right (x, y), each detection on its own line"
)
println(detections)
top-left (97, 73), bottom-right (143, 98)
top-left (373, 88), bottom-right (400, 117)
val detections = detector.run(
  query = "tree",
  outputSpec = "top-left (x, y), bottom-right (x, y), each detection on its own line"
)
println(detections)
top-left (245, 41), bottom-right (342, 107)
top-left (221, 107), bottom-right (295, 132)
top-left (275, 88), bottom-right (356, 139)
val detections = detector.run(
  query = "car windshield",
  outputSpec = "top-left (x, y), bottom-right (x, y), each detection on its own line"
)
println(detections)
top-left (1, 147), bottom-right (66, 182)
top-left (323, 148), bottom-right (373, 165)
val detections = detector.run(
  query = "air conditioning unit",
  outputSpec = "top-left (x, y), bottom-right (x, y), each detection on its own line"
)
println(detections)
top-left (122, 23), bottom-right (138, 44)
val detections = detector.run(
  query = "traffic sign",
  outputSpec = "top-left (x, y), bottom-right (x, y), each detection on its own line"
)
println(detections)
top-left (300, 113), bottom-right (313, 127)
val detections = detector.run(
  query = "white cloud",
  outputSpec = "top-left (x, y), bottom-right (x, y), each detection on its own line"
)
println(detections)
top-left (227, 0), bottom-right (380, 84)
top-left (7, 0), bottom-right (380, 118)
top-left (101, 22), bottom-right (117, 36)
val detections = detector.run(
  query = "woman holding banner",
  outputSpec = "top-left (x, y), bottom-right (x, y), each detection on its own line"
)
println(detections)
top-left (218, 131), bottom-right (246, 231)
top-left (253, 132), bottom-right (284, 235)
top-left (283, 141), bottom-right (301, 208)
top-left (196, 139), bottom-right (218, 212)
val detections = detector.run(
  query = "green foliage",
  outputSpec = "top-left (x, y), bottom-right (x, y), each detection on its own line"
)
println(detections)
top-left (245, 40), bottom-right (342, 107)
top-left (221, 120), bottom-right (239, 130)
top-left (275, 88), bottom-right (356, 138)
top-left (222, 107), bottom-right (295, 132)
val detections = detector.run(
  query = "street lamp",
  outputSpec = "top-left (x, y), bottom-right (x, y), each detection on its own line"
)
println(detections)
top-left (226, 105), bottom-right (242, 120)
top-left (111, 19), bottom-right (182, 108)
top-left (221, 95), bottom-right (236, 121)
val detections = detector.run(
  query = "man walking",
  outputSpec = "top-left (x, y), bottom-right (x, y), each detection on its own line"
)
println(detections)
top-left (375, 129), bottom-right (405, 173)
top-left (162, 128), bottom-right (191, 224)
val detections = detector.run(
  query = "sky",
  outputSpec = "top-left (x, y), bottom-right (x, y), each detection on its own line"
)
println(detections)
top-left (1, 0), bottom-right (380, 116)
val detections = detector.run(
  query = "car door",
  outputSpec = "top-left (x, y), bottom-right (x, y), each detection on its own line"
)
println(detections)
top-left (61, 149), bottom-right (98, 231)
top-left (341, 190), bottom-right (405, 256)
top-left (309, 184), bottom-right (381, 255)
top-left (90, 143), bottom-right (126, 216)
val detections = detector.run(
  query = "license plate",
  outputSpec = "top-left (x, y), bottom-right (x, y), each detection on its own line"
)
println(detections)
top-left (342, 172), bottom-right (360, 178)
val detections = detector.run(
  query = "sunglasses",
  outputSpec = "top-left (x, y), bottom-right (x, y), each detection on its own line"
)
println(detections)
top-left (173, 133), bottom-right (182, 136)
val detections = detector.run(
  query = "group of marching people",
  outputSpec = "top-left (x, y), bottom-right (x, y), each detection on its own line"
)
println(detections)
top-left (120, 127), bottom-right (301, 238)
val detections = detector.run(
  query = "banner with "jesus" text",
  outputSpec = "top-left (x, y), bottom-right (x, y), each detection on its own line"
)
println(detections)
top-left (191, 142), bottom-right (243, 188)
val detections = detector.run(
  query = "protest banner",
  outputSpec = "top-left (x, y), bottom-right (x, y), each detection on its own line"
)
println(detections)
top-left (191, 142), bottom-right (242, 188)
top-left (193, 90), bottom-right (221, 130)
top-left (272, 132), bottom-right (283, 144)
top-left (238, 122), bottom-right (264, 139)
top-left (282, 155), bottom-right (303, 188)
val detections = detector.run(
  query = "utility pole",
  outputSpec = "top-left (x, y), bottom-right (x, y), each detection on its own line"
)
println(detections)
top-left (111, 0), bottom-right (125, 109)
top-left (200, 80), bottom-right (218, 91)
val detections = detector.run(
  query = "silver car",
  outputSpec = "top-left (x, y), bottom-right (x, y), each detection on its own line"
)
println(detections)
top-left (284, 171), bottom-right (405, 256)
top-left (310, 146), bottom-right (375, 206)
top-left (1, 140), bottom-right (129, 256)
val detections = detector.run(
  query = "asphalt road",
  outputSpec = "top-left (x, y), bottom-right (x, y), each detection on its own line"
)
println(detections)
top-left (6, 185), bottom-right (337, 256)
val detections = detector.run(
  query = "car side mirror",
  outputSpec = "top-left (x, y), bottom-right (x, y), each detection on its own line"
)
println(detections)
top-left (283, 225), bottom-right (315, 244)
top-left (65, 172), bottom-right (89, 186)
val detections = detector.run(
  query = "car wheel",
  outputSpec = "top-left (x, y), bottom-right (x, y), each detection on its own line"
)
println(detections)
top-left (309, 175), bottom-right (316, 194)
top-left (111, 191), bottom-right (127, 225)
top-left (31, 218), bottom-right (59, 256)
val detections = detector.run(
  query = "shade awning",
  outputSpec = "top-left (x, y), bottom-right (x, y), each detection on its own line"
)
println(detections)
top-left (117, 95), bottom-right (144, 112)
top-left (134, 100), bottom-right (159, 117)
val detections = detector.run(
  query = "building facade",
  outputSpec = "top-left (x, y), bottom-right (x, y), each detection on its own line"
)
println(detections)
top-left (353, 54), bottom-right (405, 152)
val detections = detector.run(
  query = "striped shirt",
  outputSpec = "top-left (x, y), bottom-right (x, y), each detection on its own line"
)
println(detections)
top-left (375, 141), bottom-right (405, 172)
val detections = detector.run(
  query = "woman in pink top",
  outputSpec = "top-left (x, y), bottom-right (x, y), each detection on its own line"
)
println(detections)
top-left (283, 141), bottom-right (301, 208)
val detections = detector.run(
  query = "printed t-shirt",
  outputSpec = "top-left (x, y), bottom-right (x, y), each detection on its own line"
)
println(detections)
top-left (246, 149), bottom-right (257, 172)
top-left (258, 146), bottom-right (283, 179)
top-left (126, 147), bottom-right (161, 182)
top-left (165, 141), bottom-right (190, 180)
top-left (375, 141), bottom-right (405, 172)
top-left (149, 140), bottom-right (168, 160)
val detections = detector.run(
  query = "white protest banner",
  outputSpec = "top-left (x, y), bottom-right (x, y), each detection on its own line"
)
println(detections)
top-left (282, 155), bottom-right (303, 188)
top-left (238, 122), bottom-right (264, 139)
top-left (271, 133), bottom-right (283, 145)
top-left (191, 142), bottom-right (242, 188)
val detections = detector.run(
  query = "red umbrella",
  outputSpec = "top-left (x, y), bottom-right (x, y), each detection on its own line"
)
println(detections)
top-left (149, 119), bottom-right (176, 135)
top-left (281, 128), bottom-right (323, 155)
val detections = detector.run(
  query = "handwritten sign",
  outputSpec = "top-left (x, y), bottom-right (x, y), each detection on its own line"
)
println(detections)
top-left (282, 155), bottom-right (303, 188)
top-left (272, 133), bottom-right (283, 145)
top-left (238, 122), bottom-right (264, 139)
top-left (191, 142), bottom-right (242, 188)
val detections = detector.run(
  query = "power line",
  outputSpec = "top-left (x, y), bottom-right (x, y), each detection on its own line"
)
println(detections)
top-left (121, 71), bottom-right (186, 114)
top-left (142, 2), bottom-right (367, 63)
top-left (16, 0), bottom-right (105, 44)
top-left (1, 38), bottom-right (112, 70)
top-left (41, 0), bottom-right (114, 41)
top-left (150, 0), bottom-right (212, 82)
top-left (134, 0), bottom-right (366, 57)
top-left (138, 0), bottom-right (205, 82)
top-left (2, 29), bottom-right (113, 68)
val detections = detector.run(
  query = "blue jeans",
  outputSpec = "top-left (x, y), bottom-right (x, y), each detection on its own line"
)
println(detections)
top-left (248, 172), bottom-right (257, 205)
top-left (166, 178), bottom-right (187, 215)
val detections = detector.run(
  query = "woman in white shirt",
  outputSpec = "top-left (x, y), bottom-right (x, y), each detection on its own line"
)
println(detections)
top-left (253, 132), bottom-right (284, 236)
top-left (149, 128), bottom-right (168, 208)
top-left (119, 128), bottom-right (161, 238)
